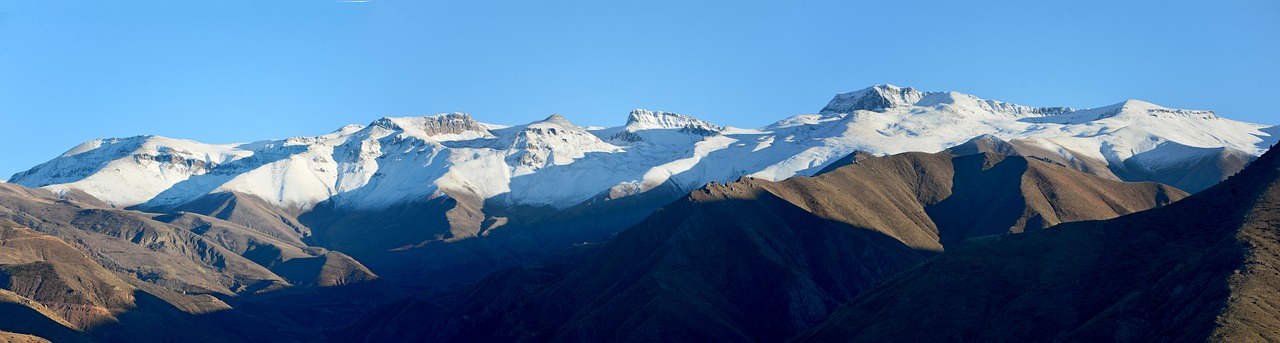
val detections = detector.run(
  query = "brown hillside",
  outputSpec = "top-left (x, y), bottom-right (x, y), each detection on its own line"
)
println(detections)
top-left (340, 150), bottom-right (1186, 342)
top-left (795, 146), bottom-right (1280, 342)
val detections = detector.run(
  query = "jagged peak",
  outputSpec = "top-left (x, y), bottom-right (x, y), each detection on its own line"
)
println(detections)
top-left (429, 112), bottom-right (476, 120)
top-left (820, 84), bottom-right (925, 114)
top-left (367, 112), bottom-right (490, 137)
top-left (858, 84), bottom-right (911, 94)
top-left (822, 84), bottom-right (1079, 118)
top-left (609, 109), bottom-right (723, 142)
top-left (624, 109), bottom-right (723, 131)
top-left (369, 116), bottom-right (398, 129)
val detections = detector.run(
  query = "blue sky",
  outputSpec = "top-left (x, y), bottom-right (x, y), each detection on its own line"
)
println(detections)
top-left (1, 1), bottom-right (1277, 178)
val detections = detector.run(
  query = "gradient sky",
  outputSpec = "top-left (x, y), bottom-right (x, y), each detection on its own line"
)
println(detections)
top-left (1, 0), bottom-right (1277, 178)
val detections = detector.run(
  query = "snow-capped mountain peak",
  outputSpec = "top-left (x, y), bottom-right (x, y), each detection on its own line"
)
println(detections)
top-left (333, 124), bottom-right (367, 135)
top-left (820, 84), bottom-right (924, 114)
top-left (499, 113), bottom-right (622, 176)
top-left (821, 84), bottom-right (1075, 118)
top-left (9, 84), bottom-right (1275, 212)
top-left (1041, 99), bottom-right (1225, 124)
top-left (610, 109), bottom-right (723, 142)
top-left (916, 92), bottom-right (1076, 118)
top-left (1112, 99), bottom-right (1220, 120)
top-left (528, 113), bottom-right (576, 128)
top-left (368, 112), bottom-right (493, 141)
top-left (10, 135), bottom-right (259, 207)
top-left (624, 109), bottom-right (722, 132)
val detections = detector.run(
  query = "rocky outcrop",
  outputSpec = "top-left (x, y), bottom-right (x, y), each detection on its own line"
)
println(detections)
top-left (371, 113), bottom-right (491, 137)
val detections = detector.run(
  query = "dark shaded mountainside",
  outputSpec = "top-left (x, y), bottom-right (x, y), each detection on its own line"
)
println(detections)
top-left (337, 150), bottom-right (1187, 342)
top-left (0, 183), bottom-right (392, 342)
top-left (945, 134), bottom-right (1254, 193)
top-left (795, 145), bottom-right (1280, 342)
top-left (291, 180), bottom-right (688, 292)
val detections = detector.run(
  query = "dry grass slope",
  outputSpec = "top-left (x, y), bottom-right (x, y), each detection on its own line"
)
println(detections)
top-left (795, 146), bottom-right (1280, 342)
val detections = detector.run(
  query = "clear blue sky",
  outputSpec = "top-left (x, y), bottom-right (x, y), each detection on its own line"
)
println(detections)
top-left (2, 1), bottom-right (1277, 178)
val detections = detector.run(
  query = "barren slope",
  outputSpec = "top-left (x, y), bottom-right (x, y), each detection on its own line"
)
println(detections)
top-left (339, 150), bottom-right (1186, 342)
top-left (796, 146), bottom-right (1280, 342)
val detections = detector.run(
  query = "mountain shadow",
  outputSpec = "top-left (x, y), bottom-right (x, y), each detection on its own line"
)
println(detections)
top-left (336, 149), bottom-right (1185, 342)
top-left (795, 145), bottom-right (1280, 342)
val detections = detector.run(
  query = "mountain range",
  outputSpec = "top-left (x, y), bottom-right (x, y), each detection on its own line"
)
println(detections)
top-left (796, 140), bottom-right (1280, 342)
top-left (0, 85), bottom-right (1276, 341)
top-left (336, 150), bottom-right (1186, 342)
top-left (9, 85), bottom-right (1275, 285)
top-left (11, 85), bottom-right (1274, 211)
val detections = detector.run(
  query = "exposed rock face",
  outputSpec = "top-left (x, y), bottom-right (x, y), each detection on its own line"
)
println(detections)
top-left (795, 146), bottom-right (1280, 342)
top-left (609, 113), bottom-right (722, 142)
top-left (820, 84), bottom-right (928, 113)
top-left (371, 112), bottom-right (490, 137)
top-left (8, 136), bottom-right (152, 187)
top-left (615, 109), bottom-right (724, 139)
top-left (504, 114), bottom-right (621, 173)
top-left (819, 84), bottom-right (1074, 116)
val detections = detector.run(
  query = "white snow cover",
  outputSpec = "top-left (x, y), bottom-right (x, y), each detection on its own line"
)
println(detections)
top-left (9, 85), bottom-right (1277, 210)
top-left (622, 109), bottom-right (723, 132)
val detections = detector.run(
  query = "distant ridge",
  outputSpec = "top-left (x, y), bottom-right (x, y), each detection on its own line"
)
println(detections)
top-left (10, 85), bottom-right (1273, 212)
